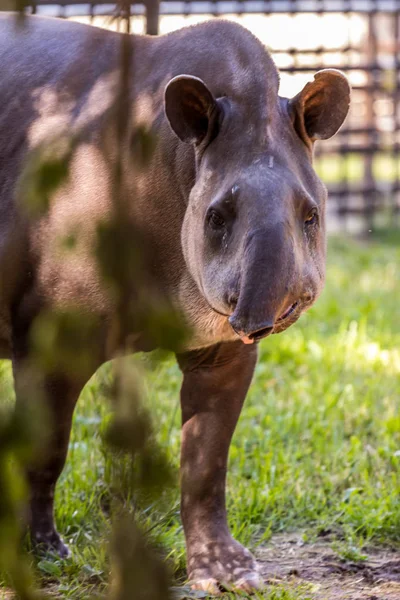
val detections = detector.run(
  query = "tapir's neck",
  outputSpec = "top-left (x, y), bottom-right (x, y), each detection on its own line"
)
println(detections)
top-left (125, 34), bottom-right (237, 350)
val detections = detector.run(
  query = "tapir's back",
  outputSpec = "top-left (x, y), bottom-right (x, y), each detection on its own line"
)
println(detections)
top-left (0, 15), bottom-right (124, 221)
top-left (0, 15), bottom-right (123, 354)
top-left (0, 14), bottom-right (119, 89)
top-left (0, 14), bottom-right (120, 182)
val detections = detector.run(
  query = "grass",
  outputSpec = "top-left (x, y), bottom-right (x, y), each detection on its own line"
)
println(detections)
top-left (0, 233), bottom-right (399, 599)
top-left (315, 153), bottom-right (400, 185)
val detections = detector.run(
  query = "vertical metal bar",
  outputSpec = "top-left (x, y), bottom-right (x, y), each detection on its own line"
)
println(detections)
top-left (121, 0), bottom-right (131, 34)
top-left (342, 3), bottom-right (351, 233)
top-left (338, 3), bottom-right (353, 231)
top-left (393, 7), bottom-right (400, 224)
top-left (364, 8), bottom-right (378, 233)
top-left (146, 0), bottom-right (159, 35)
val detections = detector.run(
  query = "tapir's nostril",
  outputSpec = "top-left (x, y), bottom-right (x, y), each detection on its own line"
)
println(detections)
top-left (227, 292), bottom-right (239, 311)
top-left (248, 325), bottom-right (274, 341)
top-left (229, 315), bottom-right (275, 342)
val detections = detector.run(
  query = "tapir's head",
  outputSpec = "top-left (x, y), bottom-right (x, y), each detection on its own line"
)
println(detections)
top-left (164, 63), bottom-right (350, 344)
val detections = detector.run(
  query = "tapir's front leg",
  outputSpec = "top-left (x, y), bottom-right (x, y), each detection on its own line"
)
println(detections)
top-left (177, 341), bottom-right (262, 594)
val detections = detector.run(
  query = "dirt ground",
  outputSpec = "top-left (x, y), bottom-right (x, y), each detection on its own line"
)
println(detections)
top-left (2, 535), bottom-right (400, 599)
top-left (257, 533), bottom-right (400, 600)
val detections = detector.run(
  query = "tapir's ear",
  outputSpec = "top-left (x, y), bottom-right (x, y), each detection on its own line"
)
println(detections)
top-left (289, 69), bottom-right (350, 145)
top-left (164, 75), bottom-right (219, 145)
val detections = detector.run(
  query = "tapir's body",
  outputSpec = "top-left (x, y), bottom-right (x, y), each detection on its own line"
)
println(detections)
top-left (0, 14), bottom-right (350, 593)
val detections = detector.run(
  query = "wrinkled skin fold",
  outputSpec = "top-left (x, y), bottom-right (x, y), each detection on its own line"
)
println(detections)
top-left (0, 14), bottom-right (350, 593)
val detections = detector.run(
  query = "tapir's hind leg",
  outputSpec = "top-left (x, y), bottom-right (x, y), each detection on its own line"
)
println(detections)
top-left (177, 340), bottom-right (263, 594)
top-left (13, 356), bottom-right (85, 557)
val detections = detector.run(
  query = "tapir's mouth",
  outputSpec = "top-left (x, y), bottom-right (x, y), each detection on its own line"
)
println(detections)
top-left (277, 301), bottom-right (298, 322)
top-left (231, 300), bottom-right (301, 345)
top-left (207, 293), bottom-right (311, 344)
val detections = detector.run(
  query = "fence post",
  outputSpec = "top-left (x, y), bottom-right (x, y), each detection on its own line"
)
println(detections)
top-left (145, 0), bottom-right (159, 35)
top-left (365, 11), bottom-right (378, 231)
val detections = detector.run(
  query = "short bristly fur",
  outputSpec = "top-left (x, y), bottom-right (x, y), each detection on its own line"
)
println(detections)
top-left (0, 14), bottom-right (350, 593)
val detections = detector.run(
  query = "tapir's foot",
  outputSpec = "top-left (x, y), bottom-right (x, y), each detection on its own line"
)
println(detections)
top-left (188, 537), bottom-right (263, 595)
top-left (31, 528), bottom-right (70, 558)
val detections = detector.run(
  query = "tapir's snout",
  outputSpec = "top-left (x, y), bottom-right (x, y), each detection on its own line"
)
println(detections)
top-left (227, 225), bottom-right (299, 344)
top-left (229, 299), bottom-right (300, 343)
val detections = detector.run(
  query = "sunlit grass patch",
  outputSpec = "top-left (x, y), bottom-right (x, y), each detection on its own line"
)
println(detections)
top-left (315, 153), bottom-right (400, 184)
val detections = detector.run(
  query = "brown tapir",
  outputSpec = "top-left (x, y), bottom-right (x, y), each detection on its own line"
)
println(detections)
top-left (0, 13), bottom-right (350, 593)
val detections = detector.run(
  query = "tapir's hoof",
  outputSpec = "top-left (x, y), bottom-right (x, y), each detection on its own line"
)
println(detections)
top-left (233, 571), bottom-right (264, 593)
top-left (31, 529), bottom-right (70, 558)
top-left (188, 538), bottom-right (264, 595)
top-left (191, 571), bottom-right (264, 595)
top-left (191, 579), bottom-right (221, 595)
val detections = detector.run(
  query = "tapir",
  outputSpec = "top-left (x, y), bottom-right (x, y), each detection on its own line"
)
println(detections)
top-left (0, 13), bottom-right (350, 593)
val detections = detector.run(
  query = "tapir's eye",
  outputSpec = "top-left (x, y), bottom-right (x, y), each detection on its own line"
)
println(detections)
top-left (304, 208), bottom-right (319, 226)
top-left (208, 209), bottom-right (225, 230)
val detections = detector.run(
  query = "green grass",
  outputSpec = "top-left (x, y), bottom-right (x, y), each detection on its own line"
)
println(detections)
top-left (0, 233), bottom-right (399, 599)
top-left (315, 153), bottom-right (400, 184)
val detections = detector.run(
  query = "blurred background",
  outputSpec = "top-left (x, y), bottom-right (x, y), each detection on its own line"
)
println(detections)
top-left (6, 0), bottom-right (400, 235)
